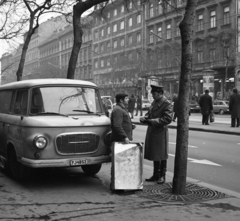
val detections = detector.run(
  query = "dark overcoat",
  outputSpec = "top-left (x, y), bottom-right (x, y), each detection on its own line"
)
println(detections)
top-left (128, 96), bottom-right (136, 112)
top-left (229, 93), bottom-right (240, 118)
top-left (143, 96), bottom-right (173, 161)
top-left (198, 94), bottom-right (213, 115)
top-left (111, 103), bottom-right (133, 142)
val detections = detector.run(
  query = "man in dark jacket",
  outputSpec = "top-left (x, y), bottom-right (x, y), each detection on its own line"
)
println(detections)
top-left (111, 93), bottom-right (133, 143)
top-left (135, 95), bottom-right (142, 116)
top-left (140, 85), bottom-right (173, 184)
top-left (229, 88), bottom-right (240, 127)
top-left (128, 94), bottom-right (136, 119)
top-left (199, 89), bottom-right (213, 125)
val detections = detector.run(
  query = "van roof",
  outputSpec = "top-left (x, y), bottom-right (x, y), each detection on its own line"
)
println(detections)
top-left (0, 79), bottom-right (97, 90)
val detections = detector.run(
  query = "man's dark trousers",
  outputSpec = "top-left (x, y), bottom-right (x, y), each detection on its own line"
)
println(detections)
top-left (202, 114), bottom-right (209, 125)
top-left (231, 118), bottom-right (240, 127)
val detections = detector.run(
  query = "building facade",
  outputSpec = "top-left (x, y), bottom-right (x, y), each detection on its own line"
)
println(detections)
top-left (1, 0), bottom-right (240, 101)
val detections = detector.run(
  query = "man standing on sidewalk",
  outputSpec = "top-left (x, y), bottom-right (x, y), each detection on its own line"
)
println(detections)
top-left (135, 95), bottom-right (142, 116)
top-left (229, 88), bottom-right (240, 127)
top-left (199, 89), bottom-right (213, 125)
top-left (139, 85), bottom-right (172, 184)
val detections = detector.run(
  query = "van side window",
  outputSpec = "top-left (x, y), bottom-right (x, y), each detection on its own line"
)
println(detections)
top-left (0, 90), bottom-right (13, 114)
top-left (13, 90), bottom-right (28, 115)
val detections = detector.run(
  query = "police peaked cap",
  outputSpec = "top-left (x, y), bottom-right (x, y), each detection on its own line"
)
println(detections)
top-left (150, 84), bottom-right (164, 93)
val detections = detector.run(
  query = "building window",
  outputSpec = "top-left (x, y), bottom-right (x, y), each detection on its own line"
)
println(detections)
top-left (166, 0), bottom-right (171, 12)
top-left (149, 4), bottom-right (154, 18)
top-left (166, 24), bottom-right (171, 39)
top-left (158, 0), bottom-right (163, 14)
top-left (95, 60), bottom-right (98, 68)
top-left (121, 38), bottom-right (125, 46)
top-left (137, 14), bottom-right (141, 24)
top-left (210, 10), bottom-right (216, 28)
top-left (101, 59), bottom-right (104, 67)
top-left (128, 17), bottom-right (132, 27)
top-left (113, 40), bottom-right (117, 48)
top-left (107, 26), bottom-right (110, 35)
top-left (137, 51), bottom-right (141, 60)
top-left (107, 12), bottom-right (110, 18)
top-left (129, 1), bottom-right (132, 9)
top-left (107, 42), bottom-right (110, 50)
top-left (197, 14), bottom-right (203, 31)
top-left (223, 6), bottom-right (230, 25)
top-left (137, 33), bottom-right (141, 42)
top-left (101, 44), bottom-right (104, 52)
top-left (113, 23), bottom-right (117, 32)
top-left (223, 46), bottom-right (230, 58)
top-left (107, 58), bottom-right (110, 66)
top-left (197, 47), bottom-right (203, 63)
top-left (120, 21), bottom-right (125, 30)
top-left (128, 52), bottom-right (132, 60)
top-left (94, 45), bottom-right (98, 53)
top-left (157, 26), bottom-right (162, 40)
top-left (149, 29), bottom-right (154, 43)
top-left (101, 28), bottom-right (104, 37)
top-left (128, 35), bottom-right (132, 45)
top-left (121, 5), bottom-right (125, 13)
top-left (114, 9), bottom-right (117, 16)
top-left (176, 25), bottom-right (180, 37)
top-left (209, 48), bottom-right (216, 61)
top-left (95, 31), bottom-right (98, 40)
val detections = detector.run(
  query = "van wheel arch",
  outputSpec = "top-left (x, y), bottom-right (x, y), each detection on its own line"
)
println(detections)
top-left (7, 145), bottom-right (31, 181)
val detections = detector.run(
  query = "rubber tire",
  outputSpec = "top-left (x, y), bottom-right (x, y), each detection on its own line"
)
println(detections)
top-left (219, 109), bottom-right (224, 115)
top-left (81, 164), bottom-right (102, 176)
top-left (9, 148), bottom-right (30, 181)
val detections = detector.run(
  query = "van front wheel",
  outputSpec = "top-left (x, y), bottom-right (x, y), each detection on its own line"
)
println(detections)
top-left (9, 148), bottom-right (30, 181)
top-left (81, 164), bottom-right (102, 176)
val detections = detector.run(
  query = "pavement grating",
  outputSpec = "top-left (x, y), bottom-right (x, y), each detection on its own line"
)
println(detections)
top-left (136, 182), bottom-right (231, 203)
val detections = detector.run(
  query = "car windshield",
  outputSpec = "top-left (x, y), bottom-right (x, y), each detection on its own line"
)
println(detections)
top-left (30, 86), bottom-right (103, 115)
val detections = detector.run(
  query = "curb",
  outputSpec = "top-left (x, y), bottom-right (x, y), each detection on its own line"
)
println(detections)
top-left (134, 122), bottom-right (240, 136)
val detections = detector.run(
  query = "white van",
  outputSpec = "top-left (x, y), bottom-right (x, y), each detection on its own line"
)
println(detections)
top-left (0, 79), bottom-right (112, 181)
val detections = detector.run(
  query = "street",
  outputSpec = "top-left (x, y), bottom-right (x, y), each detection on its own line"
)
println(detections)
top-left (133, 124), bottom-right (240, 193)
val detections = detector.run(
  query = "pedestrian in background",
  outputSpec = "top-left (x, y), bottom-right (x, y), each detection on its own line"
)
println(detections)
top-left (128, 94), bottom-right (136, 119)
top-left (140, 85), bottom-right (173, 184)
top-left (172, 94), bottom-right (178, 122)
top-left (229, 88), bottom-right (240, 127)
top-left (199, 89), bottom-right (213, 125)
top-left (111, 93), bottom-right (133, 144)
top-left (135, 95), bottom-right (142, 116)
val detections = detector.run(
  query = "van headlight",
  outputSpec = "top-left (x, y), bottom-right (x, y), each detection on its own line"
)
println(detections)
top-left (33, 135), bottom-right (48, 149)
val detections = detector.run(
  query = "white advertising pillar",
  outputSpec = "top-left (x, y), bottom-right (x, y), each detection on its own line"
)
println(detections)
top-left (203, 69), bottom-right (215, 100)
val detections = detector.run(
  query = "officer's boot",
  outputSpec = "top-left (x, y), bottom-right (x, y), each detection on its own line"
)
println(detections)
top-left (145, 161), bottom-right (160, 182)
top-left (157, 160), bottom-right (167, 184)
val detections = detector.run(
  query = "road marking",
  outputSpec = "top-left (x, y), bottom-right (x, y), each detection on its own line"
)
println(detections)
top-left (169, 142), bottom-right (198, 148)
top-left (169, 154), bottom-right (221, 166)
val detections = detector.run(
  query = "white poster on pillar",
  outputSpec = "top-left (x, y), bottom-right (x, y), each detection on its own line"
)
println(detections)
top-left (203, 75), bottom-right (214, 100)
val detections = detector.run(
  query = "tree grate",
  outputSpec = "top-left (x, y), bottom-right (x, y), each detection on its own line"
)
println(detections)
top-left (136, 182), bottom-right (231, 203)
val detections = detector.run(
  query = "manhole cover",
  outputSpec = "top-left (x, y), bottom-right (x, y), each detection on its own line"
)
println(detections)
top-left (137, 182), bottom-right (231, 203)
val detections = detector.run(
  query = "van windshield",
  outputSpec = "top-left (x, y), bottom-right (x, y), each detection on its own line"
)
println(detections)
top-left (30, 86), bottom-right (103, 115)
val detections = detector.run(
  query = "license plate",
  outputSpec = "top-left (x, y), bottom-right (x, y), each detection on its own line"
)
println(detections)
top-left (70, 159), bottom-right (87, 166)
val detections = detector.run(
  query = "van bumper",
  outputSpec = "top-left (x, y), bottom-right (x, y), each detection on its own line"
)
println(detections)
top-left (20, 155), bottom-right (111, 168)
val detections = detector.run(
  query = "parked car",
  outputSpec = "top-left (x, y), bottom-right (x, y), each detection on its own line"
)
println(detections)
top-left (189, 100), bottom-right (201, 113)
top-left (0, 79), bottom-right (112, 181)
top-left (213, 100), bottom-right (229, 114)
top-left (142, 99), bottom-right (151, 110)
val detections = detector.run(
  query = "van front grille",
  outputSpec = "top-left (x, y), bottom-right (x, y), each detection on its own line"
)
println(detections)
top-left (56, 133), bottom-right (100, 154)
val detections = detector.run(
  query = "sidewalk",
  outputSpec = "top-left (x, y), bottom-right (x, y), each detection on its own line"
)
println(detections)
top-left (132, 113), bottom-right (240, 135)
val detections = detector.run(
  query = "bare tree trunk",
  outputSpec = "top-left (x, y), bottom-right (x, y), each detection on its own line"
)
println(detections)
top-left (16, 19), bottom-right (35, 81)
top-left (172, 0), bottom-right (197, 195)
top-left (67, 4), bottom-right (83, 79)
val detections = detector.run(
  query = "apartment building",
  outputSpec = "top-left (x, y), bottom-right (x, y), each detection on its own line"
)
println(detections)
top-left (92, 0), bottom-right (239, 100)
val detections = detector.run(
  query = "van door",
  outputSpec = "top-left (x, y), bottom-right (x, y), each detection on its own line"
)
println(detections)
top-left (0, 90), bottom-right (14, 156)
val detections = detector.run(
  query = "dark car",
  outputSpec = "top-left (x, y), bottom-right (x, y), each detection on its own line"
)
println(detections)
top-left (213, 100), bottom-right (229, 114)
top-left (190, 100), bottom-right (200, 113)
